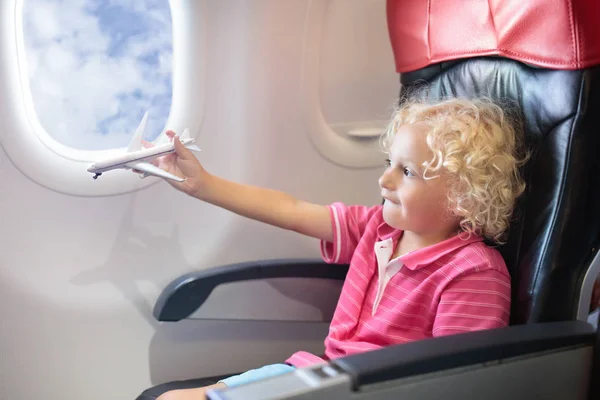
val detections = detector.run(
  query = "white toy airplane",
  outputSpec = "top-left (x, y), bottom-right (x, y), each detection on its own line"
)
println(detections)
top-left (87, 112), bottom-right (201, 182)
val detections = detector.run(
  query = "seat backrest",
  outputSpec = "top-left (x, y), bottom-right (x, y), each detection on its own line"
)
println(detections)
top-left (398, 57), bottom-right (600, 325)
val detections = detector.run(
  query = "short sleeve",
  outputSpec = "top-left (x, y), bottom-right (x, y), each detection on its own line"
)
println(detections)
top-left (320, 202), bottom-right (382, 264)
top-left (432, 269), bottom-right (511, 336)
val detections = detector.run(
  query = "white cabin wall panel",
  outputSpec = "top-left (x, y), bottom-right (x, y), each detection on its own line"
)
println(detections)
top-left (320, 0), bottom-right (399, 124)
top-left (0, 1), bottom-right (391, 399)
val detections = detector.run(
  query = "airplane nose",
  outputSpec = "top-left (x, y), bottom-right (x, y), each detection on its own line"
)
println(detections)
top-left (87, 165), bottom-right (96, 172)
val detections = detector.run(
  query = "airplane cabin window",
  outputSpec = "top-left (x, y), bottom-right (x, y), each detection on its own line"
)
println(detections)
top-left (0, 0), bottom-right (206, 196)
top-left (21, 0), bottom-right (173, 151)
top-left (302, 0), bottom-right (399, 168)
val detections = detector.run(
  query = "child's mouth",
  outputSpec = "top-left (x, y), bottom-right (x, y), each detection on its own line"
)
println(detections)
top-left (385, 197), bottom-right (400, 206)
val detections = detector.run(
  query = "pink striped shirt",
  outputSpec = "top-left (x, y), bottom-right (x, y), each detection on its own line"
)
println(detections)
top-left (285, 202), bottom-right (511, 367)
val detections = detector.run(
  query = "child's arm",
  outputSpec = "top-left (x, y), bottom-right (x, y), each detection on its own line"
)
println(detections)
top-left (147, 131), bottom-right (333, 242)
top-left (198, 173), bottom-right (333, 242)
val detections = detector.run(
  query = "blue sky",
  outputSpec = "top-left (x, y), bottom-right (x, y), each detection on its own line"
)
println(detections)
top-left (23, 0), bottom-right (173, 150)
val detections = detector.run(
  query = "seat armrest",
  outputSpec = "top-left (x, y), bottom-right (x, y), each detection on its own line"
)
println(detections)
top-left (332, 321), bottom-right (596, 390)
top-left (153, 258), bottom-right (349, 321)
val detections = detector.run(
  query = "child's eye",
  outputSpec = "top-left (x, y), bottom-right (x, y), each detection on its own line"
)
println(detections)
top-left (403, 167), bottom-right (414, 177)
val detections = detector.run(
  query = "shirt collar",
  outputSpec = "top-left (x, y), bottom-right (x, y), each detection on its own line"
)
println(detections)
top-left (377, 222), bottom-right (401, 241)
top-left (376, 221), bottom-right (484, 270)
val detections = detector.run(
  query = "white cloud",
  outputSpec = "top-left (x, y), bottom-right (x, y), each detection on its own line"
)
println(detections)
top-left (22, 0), bottom-right (173, 150)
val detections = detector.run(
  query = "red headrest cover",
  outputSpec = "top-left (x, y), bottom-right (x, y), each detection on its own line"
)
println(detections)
top-left (387, 0), bottom-right (600, 72)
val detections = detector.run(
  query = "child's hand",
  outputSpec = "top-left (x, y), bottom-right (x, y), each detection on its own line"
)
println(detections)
top-left (138, 130), bottom-right (208, 197)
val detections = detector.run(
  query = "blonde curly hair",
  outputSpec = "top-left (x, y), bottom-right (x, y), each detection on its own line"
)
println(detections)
top-left (382, 97), bottom-right (528, 245)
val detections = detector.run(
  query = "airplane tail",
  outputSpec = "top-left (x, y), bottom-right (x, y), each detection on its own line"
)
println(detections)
top-left (179, 128), bottom-right (202, 152)
top-left (127, 111), bottom-right (148, 152)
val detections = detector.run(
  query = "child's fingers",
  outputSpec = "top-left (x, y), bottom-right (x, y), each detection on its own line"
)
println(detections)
top-left (173, 135), bottom-right (195, 160)
top-left (165, 130), bottom-right (177, 140)
top-left (153, 153), bottom-right (174, 168)
top-left (141, 139), bottom-right (154, 148)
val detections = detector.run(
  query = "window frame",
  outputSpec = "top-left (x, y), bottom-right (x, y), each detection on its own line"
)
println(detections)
top-left (301, 0), bottom-right (397, 168)
top-left (0, 0), bottom-right (206, 196)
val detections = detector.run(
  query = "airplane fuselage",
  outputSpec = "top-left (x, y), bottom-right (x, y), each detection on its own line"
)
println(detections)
top-left (87, 137), bottom-right (196, 175)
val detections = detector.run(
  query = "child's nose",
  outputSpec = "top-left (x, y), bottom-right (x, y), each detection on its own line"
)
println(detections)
top-left (379, 168), bottom-right (396, 190)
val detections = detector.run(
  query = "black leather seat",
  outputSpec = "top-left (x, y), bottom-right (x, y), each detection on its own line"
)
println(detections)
top-left (399, 56), bottom-right (600, 326)
top-left (137, 56), bottom-right (600, 399)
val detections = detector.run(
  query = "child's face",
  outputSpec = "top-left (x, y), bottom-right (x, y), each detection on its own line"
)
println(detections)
top-left (379, 123), bottom-right (460, 240)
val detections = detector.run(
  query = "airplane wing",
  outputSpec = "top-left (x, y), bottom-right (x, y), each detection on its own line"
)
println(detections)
top-left (126, 111), bottom-right (148, 152)
top-left (127, 161), bottom-right (184, 182)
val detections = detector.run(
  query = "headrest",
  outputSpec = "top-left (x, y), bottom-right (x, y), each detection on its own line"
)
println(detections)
top-left (399, 57), bottom-right (600, 324)
top-left (387, 0), bottom-right (600, 73)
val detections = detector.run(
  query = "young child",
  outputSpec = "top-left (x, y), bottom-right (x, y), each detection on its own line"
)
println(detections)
top-left (149, 97), bottom-right (527, 400)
